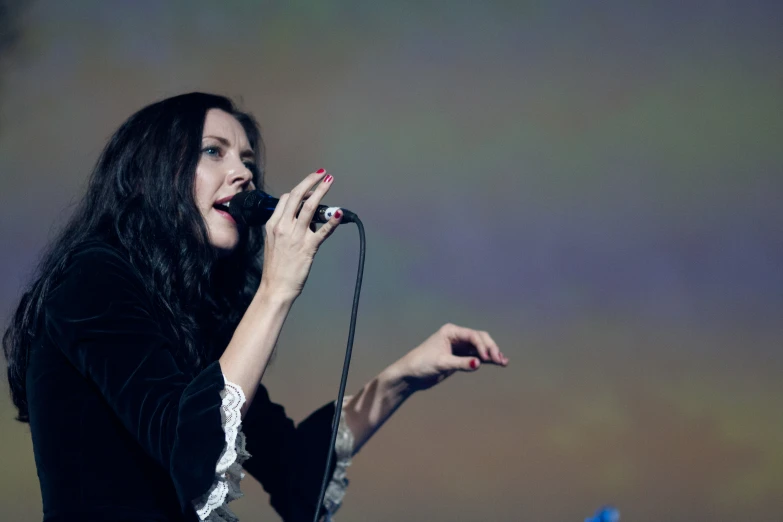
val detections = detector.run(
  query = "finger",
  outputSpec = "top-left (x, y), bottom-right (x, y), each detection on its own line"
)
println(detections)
top-left (312, 207), bottom-right (343, 245)
top-left (296, 172), bottom-right (334, 231)
top-left (489, 333), bottom-right (508, 365)
top-left (444, 324), bottom-right (492, 362)
top-left (268, 190), bottom-right (316, 235)
top-left (298, 190), bottom-right (316, 216)
top-left (479, 331), bottom-right (506, 365)
top-left (282, 169), bottom-right (328, 223)
top-left (264, 193), bottom-right (290, 232)
top-left (450, 354), bottom-right (481, 372)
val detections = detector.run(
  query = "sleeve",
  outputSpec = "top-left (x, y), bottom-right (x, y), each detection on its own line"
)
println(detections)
top-left (240, 387), bottom-right (355, 522)
top-left (43, 246), bottom-right (238, 517)
top-left (321, 397), bottom-right (354, 521)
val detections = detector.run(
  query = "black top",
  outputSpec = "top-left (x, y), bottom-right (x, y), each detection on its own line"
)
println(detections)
top-left (26, 241), bottom-right (338, 521)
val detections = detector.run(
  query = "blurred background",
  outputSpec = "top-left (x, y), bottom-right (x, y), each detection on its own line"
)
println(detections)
top-left (1, 1), bottom-right (781, 521)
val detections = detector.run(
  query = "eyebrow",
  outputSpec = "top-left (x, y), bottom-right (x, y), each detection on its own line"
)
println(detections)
top-left (203, 135), bottom-right (255, 160)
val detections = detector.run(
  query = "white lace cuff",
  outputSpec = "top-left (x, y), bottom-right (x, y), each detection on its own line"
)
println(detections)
top-left (193, 377), bottom-right (250, 522)
top-left (322, 397), bottom-right (355, 521)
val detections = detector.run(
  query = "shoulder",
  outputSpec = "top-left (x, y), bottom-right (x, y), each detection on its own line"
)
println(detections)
top-left (66, 239), bottom-right (135, 274)
top-left (47, 239), bottom-right (151, 312)
top-left (60, 239), bottom-right (144, 284)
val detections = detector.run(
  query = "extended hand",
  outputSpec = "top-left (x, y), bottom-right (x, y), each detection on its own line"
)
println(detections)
top-left (395, 323), bottom-right (508, 392)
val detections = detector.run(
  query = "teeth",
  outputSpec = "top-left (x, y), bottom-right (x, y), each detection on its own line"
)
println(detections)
top-left (225, 201), bottom-right (230, 207)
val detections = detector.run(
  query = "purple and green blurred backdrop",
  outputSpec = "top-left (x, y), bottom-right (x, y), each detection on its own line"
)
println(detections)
top-left (1, 2), bottom-right (781, 521)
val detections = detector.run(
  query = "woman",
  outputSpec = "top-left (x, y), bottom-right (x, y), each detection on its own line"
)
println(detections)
top-left (3, 93), bottom-right (508, 522)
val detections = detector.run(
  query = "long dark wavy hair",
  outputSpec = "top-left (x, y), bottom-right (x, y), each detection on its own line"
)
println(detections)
top-left (3, 92), bottom-right (266, 422)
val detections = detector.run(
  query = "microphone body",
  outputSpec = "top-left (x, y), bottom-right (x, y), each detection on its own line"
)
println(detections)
top-left (227, 190), bottom-right (356, 226)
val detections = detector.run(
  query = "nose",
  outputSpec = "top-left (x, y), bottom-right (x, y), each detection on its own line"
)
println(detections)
top-left (226, 159), bottom-right (253, 187)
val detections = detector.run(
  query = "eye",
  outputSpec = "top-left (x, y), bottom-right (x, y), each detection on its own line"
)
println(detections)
top-left (202, 145), bottom-right (222, 157)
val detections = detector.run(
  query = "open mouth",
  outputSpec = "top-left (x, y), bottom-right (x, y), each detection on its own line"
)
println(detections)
top-left (212, 200), bottom-right (236, 224)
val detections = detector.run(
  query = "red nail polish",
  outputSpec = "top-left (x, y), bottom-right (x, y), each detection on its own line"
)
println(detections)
top-left (334, 210), bottom-right (342, 219)
top-left (316, 168), bottom-right (326, 174)
top-left (324, 175), bottom-right (333, 183)
top-left (470, 359), bottom-right (478, 369)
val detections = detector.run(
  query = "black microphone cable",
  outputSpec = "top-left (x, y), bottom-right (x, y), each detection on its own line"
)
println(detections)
top-left (311, 215), bottom-right (364, 522)
top-left (227, 190), bottom-right (364, 522)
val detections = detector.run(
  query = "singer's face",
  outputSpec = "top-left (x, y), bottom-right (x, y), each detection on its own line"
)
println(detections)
top-left (194, 109), bottom-right (256, 256)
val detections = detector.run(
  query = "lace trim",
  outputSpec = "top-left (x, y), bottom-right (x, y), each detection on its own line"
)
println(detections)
top-left (322, 397), bottom-right (355, 521)
top-left (193, 378), bottom-right (250, 522)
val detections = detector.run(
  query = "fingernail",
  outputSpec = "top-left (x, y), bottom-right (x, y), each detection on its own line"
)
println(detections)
top-left (324, 175), bottom-right (333, 183)
top-left (316, 168), bottom-right (326, 174)
top-left (470, 359), bottom-right (478, 369)
top-left (334, 210), bottom-right (342, 219)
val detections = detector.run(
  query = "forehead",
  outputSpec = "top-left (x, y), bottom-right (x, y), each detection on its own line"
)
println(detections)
top-left (202, 109), bottom-right (250, 147)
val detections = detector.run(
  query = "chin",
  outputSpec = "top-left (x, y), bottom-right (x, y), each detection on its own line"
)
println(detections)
top-left (208, 231), bottom-right (240, 257)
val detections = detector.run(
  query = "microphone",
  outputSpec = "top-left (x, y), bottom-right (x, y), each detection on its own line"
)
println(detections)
top-left (227, 190), bottom-right (357, 226)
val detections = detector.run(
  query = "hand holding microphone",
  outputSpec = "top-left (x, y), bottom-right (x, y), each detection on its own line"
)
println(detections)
top-left (242, 169), bottom-right (352, 302)
top-left (227, 181), bottom-right (356, 226)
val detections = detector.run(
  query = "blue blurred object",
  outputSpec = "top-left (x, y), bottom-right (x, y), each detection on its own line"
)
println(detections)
top-left (585, 505), bottom-right (620, 522)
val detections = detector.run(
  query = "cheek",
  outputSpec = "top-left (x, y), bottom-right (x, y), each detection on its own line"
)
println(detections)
top-left (194, 164), bottom-right (218, 210)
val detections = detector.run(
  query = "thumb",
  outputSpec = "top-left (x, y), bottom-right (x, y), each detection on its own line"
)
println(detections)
top-left (315, 209), bottom-right (343, 242)
top-left (456, 357), bottom-right (481, 372)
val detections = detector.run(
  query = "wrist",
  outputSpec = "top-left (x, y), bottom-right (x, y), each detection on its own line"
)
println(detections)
top-left (256, 280), bottom-right (298, 307)
top-left (379, 359), bottom-right (417, 399)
